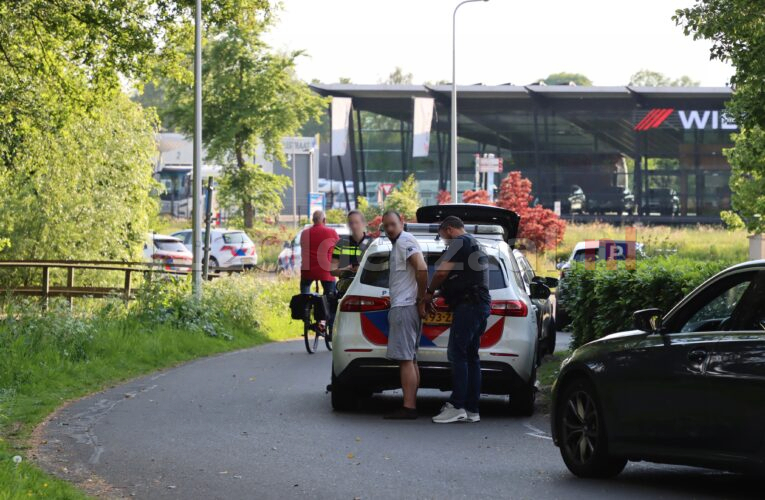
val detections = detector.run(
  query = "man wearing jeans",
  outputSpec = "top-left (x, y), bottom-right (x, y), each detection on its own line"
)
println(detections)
top-left (423, 216), bottom-right (491, 424)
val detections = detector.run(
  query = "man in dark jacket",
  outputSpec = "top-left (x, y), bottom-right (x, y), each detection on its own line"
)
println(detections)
top-left (422, 216), bottom-right (491, 424)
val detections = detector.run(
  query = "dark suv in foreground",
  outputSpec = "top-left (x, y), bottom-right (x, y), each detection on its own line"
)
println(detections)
top-left (551, 260), bottom-right (765, 477)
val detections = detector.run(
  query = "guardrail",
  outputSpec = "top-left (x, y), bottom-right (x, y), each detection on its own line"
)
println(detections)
top-left (0, 260), bottom-right (231, 309)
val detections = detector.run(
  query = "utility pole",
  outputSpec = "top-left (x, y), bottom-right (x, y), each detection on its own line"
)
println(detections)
top-left (191, 0), bottom-right (203, 297)
top-left (451, 0), bottom-right (489, 202)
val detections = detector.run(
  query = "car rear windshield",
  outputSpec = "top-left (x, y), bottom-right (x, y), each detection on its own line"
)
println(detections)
top-left (360, 252), bottom-right (506, 290)
top-left (154, 240), bottom-right (187, 253)
top-left (223, 232), bottom-right (253, 245)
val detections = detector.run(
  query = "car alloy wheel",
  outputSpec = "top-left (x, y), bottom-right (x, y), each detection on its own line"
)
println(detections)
top-left (556, 379), bottom-right (626, 478)
top-left (562, 390), bottom-right (599, 465)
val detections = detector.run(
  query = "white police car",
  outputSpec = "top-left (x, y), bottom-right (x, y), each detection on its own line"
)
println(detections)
top-left (330, 205), bottom-right (549, 416)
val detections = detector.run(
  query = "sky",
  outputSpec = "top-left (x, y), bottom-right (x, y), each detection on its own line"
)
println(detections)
top-left (264, 0), bottom-right (733, 87)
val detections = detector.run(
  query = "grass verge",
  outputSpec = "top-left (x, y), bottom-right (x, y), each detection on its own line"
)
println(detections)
top-left (0, 275), bottom-right (300, 499)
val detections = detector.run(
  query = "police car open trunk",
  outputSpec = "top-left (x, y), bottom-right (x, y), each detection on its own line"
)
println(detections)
top-left (415, 204), bottom-right (520, 246)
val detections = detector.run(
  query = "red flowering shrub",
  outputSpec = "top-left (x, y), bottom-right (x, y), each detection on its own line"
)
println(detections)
top-left (462, 189), bottom-right (495, 206)
top-left (436, 190), bottom-right (452, 204)
top-left (367, 215), bottom-right (383, 238)
top-left (496, 171), bottom-right (565, 253)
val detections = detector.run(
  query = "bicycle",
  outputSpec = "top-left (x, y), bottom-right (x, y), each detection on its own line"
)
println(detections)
top-left (300, 281), bottom-right (334, 354)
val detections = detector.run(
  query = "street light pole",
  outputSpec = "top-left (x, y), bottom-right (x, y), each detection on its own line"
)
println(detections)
top-left (451, 0), bottom-right (489, 202)
top-left (192, 0), bottom-right (203, 298)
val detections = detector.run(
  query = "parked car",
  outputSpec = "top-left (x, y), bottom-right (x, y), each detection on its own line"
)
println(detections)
top-left (568, 186), bottom-right (634, 215)
top-left (512, 249), bottom-right (558, 363)
top-left (555, 240), bottom-right (645, 328)
top-left (172, 229), bottom-right (257, 269)
top-left (330, 204), bottom-right (549, 416)
top-left (277, 224), bottom-right (350, 274)
top-left (143, 233), bottom-right (193, 271)
top-left (642, 188), bottom-right (681, 216)
top-left (551, 259), bottom-right (765, 478)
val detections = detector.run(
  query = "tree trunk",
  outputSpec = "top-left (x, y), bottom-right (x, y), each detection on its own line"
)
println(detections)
top-left (235, 143), bottom-right (254, 229)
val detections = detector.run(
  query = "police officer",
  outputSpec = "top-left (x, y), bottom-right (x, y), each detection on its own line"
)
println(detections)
top-left (422, 216), bottom-right (491, 424)
top-left (330, 210), bottom-right (373, 296)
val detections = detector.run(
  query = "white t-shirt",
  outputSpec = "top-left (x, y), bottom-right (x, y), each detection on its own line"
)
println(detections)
top-left (388, 231), bottom-right (422, 308)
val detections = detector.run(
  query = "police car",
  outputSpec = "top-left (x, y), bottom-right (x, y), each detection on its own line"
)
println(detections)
top-left (329, 205), bottom-right (549, 416)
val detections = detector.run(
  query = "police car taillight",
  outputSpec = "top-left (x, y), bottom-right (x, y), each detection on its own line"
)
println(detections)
top-left (340, 295), bottom-right (390, 312)
top-left (490, 300), bottom-right (528, 317)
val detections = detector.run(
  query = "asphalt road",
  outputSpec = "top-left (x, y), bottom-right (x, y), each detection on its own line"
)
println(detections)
top-left (37, 339), bottom-right (760, 500)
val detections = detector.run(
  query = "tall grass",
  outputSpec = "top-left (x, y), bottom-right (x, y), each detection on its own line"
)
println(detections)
top-left (0, 274), bottom-right (300, 499)
top-left (525, 222), bottom-right (749, 277)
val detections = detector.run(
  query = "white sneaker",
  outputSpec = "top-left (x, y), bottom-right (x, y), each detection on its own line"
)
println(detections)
top-left (466, 411), bottom-right (480, 423)
top-left (432, 403), bottom-right (467, 424)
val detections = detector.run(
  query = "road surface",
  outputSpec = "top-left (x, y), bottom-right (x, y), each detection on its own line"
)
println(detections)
top-left (36, 340), bottom-right (759, 499)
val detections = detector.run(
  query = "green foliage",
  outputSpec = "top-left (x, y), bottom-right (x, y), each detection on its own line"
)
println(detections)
top-left (675, 1), bottom-right (765, 233)
top-left (384, 174), bottom-right (421, 220)
top-left (541, 72), bottom-right (592, 86)
top-left (163, 27), bottom-right (326, 227)
top-left (325, 209), bottom-right (347, 224)
top-left (217, 163), bottom-right (291, 224)
top-left (0, 275), bottom-right (300, 496)
top-left (357, 196), bottom-right (382, 222)
top-left (384, 67), bottom-right (414, 84)
top-left (0, 91), bottom-right (159, 261)
top-left (628, 69), bottom-right (699, 87)
top-left (563, 256), bottom-right (733, 349)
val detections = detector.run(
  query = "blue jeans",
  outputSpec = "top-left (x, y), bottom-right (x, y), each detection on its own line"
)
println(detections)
top-left (448, 301), bottom-right (491, 413)
top-left (300, 279), bottom-right (337, 328)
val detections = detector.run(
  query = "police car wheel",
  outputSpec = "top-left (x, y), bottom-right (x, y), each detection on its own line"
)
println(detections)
top-left (331, 368), bottom-right (357, 411)
top-left (508, 365), bottom-right (536, 417)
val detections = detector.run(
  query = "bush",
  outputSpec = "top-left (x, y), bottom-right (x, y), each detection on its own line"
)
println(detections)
top-left (563, 256), bottom-right (733, 349)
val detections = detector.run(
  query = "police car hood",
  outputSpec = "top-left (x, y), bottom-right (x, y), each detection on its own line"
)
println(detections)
top-left (416, 204), bottom-right (520, 246)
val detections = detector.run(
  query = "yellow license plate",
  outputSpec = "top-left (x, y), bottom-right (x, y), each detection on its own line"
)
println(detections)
top-left (424, 311), bottom-right (453, 325)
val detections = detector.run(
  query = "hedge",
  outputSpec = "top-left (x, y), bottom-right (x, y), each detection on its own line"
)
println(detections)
top-left (561, 256), bottom-right (734, 349)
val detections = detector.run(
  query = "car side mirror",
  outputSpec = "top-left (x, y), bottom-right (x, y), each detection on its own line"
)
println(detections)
top-left (529, 282), bottom-right (551, 300)
top-left (283, 241), bottom-right (290, 248)
top-left (555, 261), bottom-right (565, 270)
top-left (633, 308), bottom-right (664, 334)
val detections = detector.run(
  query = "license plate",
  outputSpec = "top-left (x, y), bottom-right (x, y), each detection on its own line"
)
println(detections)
top-left (424, 311), bottom-right (453, 325)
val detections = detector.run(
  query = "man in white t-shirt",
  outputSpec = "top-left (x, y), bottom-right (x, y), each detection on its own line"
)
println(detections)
top-left (382, 210), bottom-right (428, 420)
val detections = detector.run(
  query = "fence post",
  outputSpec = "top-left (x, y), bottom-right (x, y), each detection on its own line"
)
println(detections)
top-left (67, 267), bottom-right (74, 311)
top-left (41, 266), bottom-right (50, 311)
top-left (124, 269), bottom-right (132, 304)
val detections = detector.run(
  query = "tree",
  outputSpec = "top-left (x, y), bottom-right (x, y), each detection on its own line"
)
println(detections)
top-left (496, 172), bottom-right (565, 252)
top-left (164, 29), bottom-right (326, 227)
top-left (384, 175), bottom-right (420, 220)
top-left (629, 69), bottom-right (699, 87)
top-left (384, 67), bottom-right (414, 85)
top-left (540, 72), bottom-right (592, 86)
top-left (0, 91), bottom-right (159, 261)
top-left (675, 1), bottom-right (765, 232)
top-left (462, 190), bottom-right (494, 205)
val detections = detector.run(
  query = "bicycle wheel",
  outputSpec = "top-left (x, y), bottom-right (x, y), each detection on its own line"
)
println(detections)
top-left (303, 302), bottom-right (319, 354)
top-left (324, 322), bottom-right (333, 351)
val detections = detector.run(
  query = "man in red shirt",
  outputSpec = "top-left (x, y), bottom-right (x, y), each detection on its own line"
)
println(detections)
top-left (300, 210), bottom-right (339, 296)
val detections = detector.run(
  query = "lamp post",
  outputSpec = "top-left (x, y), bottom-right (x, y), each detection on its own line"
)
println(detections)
top-left (191, 0), bottom-right (203, 297)
top-left (451, 0), bottom-right (489, 202)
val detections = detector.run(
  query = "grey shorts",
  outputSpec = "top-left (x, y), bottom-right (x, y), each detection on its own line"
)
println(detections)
top-left (386, 305), bottom-right (422, 361)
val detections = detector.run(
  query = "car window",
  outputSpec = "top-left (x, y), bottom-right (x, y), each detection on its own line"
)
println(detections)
top-left (154, 240), bottom-right (187, 253)
top-left (359, 252), bottom-right (506, 290)
top-left (223, 232), bottom-right (253, 245)
top-left (677, 274), bottom-right (755, 333)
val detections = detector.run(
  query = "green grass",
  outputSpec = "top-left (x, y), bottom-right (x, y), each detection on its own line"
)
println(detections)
top-left (525, 222), bottom-right (748, 277)
top-left (0, 275), bottom-right (301, 499)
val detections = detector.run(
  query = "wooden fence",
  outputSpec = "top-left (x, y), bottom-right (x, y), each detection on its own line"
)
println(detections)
top-left (0, 260), bottom-right (225, 308)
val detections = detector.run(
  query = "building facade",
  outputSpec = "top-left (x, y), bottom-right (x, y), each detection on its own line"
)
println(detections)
top-left (310, 84), bottom-right (735, 222)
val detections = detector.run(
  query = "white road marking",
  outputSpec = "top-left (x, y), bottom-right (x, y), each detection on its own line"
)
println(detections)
top-left (523, 422), bottom-right (553, 440)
